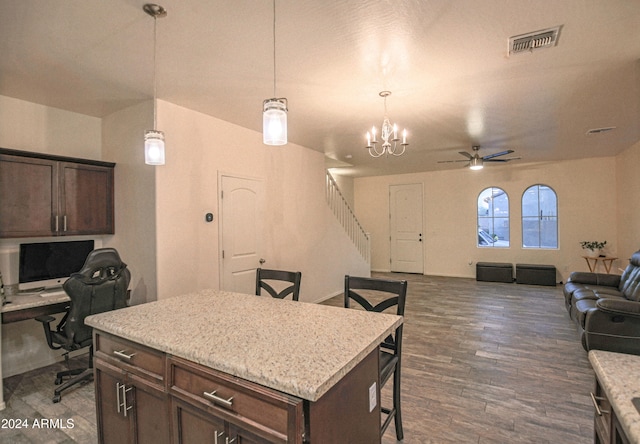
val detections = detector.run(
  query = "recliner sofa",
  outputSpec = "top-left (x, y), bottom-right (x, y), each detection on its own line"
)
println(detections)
top-left (564, 250), bottom-right (640, 355)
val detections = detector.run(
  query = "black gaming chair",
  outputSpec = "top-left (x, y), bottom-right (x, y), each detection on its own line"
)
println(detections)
top-left (36, 248), bottom-right (130, 403)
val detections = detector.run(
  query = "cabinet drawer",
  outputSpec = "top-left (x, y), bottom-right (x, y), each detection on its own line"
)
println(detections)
top-left (169, 356), bottom-right (303, 443)
top-left (592, 379), bottom-right (611, 443)
top-left (94, 331), bottom-right (165, 385)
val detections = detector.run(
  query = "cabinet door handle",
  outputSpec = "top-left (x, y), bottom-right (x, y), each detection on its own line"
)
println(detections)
top-left (116, 382), bottom-right (125, 414)
top-left (63, 215), bottom-right (67, 232)
top-left (203, 390), bottom-right (234, 408)
top-left (214, 431), bottom-right (224, 444)
top-left (55, 215), bottom-right (59, 232)
top-left (226, 437), bottom-right (236, 444)
top-left (113, 349), bottom-right (136, 360)
top-left (590, 392), bottom-right (610, 416)
top-left (122, 386), bottom-right (133, 417)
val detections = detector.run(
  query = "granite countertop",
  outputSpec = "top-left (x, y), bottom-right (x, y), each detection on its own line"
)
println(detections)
top-left (86, 289), bottom-right (402, 402)
top-left (589, 350), bottom-right (640, 440)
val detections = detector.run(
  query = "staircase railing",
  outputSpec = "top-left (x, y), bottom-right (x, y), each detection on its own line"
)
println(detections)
top-left (326, 171), bottom-right (370, 263)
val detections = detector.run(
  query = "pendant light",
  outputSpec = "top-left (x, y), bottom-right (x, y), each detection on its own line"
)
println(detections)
top-left (143, 4), bottom-right (167, 165)
top-left (263, 0), bottom-right (287, 145)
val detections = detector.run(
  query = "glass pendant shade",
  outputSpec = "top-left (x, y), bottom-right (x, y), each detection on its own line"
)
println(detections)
top-left (469, 157), bottom-right (483, 170)
top-left (263, 98), bottom-right (288, 146)
top-left (144, 129), bottom-right (165, 165)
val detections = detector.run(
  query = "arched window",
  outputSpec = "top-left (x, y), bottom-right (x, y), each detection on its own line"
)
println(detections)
top-left (522, 184), bottom-right (558, 249)
top-left (477, 187), bottom-right (509, 248)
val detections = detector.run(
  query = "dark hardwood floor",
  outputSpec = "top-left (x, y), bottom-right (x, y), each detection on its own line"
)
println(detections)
top-left (1, 354), bottom-right (96, 443)
top-left (324, 272), bottom-right (594, 443)
top-left (1, 273), bottom-right (594, 443)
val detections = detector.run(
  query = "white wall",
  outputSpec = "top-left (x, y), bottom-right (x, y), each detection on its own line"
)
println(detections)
top-left (154, 101), bottom-right (369, 302)
top-left (354, 157), bottom-right (619, 283)
top-left (0, 95), bottom-right (101, 158)
top-left (616, 140), bottom-right (640, 262)
top-left (102, 101), bottom-right (157, 306)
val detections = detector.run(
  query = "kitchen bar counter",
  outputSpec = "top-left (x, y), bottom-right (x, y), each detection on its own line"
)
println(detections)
top-left (589, 350), bottom-right (640, 441)
top-left (86, 289), bottom-right (402, 402)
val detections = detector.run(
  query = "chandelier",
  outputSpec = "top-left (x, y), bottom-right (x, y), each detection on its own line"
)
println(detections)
top-left (366, 91), bottom-right (408, 157)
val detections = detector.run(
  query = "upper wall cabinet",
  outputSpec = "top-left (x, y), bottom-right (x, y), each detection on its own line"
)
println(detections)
top-left (0, 148), bottom-right (115, 238)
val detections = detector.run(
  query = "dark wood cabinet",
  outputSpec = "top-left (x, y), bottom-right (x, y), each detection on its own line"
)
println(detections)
top-left (612, 412), bottom-right (631, 444)
top-left (172, 397), bottom-right (227, 443)
top-left (94, 332), bottom-right (170, 444)
top-left (93, 329), bottom-right (381, 443)
top-left (95, 362), bottom-right (132, 444)
top-left (58, 161), bottom-right (114, 235)
top-left (169, 355), bottom-right (304, 443)
top-left (592, 378), bottom-right (631, 444)
top-left (0, 148), bottom-right (114, 238)
top-left (172, 397), bottom-right (271, 444)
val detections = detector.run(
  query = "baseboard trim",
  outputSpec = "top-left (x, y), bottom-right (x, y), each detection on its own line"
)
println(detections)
top-left (311, 289), bottom-right (343, 304)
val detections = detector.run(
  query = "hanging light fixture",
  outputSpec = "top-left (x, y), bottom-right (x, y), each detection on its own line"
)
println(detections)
top-left (143, 3), bottom-right (167, 165)
top-left (469, 156), bottom-right (484, 170)
top-left (263, 0), bottom-right (287, 146)
top-left (366, 91), bottom-right (408, 157)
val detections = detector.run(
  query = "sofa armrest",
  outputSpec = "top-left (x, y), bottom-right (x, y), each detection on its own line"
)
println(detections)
top-left (568, 271), bottom-right (621, 287)
top-left (596, 298), bottom-right (640, 317)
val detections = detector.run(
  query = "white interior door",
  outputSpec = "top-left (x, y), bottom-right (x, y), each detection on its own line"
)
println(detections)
top-left (220, 175), bottom-right (264, 294)
top-left (390, 183), bottom-right (424, 273)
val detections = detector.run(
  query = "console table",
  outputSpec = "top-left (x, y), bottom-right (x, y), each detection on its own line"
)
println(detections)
top-left (583, 256), bottom-right (617, 274)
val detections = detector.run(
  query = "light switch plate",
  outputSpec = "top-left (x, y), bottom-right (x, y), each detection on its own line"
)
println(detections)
top-left (369, 382), bottom-right (377, 412)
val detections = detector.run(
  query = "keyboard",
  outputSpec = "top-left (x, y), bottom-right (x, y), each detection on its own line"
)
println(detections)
top-left (39, 289), bottom-right (66, 298)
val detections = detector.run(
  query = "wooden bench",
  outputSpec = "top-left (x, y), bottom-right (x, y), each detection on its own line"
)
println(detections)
top-left (516, 263), bottom-right (556, 286)
top-left (476, 262), bottom-right (514, 283)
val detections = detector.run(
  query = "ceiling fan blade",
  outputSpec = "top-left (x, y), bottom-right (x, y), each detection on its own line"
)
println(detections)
top-left (485, 157), bottom-right (521, 163)
top-left (437, 159), bottom-right (470, 164)
top-left (482, 149), bottom-right (514, 160)
top-left (458, 151), bottom-right (473, 159)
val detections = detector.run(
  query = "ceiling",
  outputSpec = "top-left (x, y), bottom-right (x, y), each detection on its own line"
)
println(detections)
top-left (1, 0), bottom-right (639, 177)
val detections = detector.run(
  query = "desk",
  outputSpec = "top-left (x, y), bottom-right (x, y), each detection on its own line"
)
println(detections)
top-left (0, 293), bottom-right (70, 410)
top-left (583, 256), bottom-right (617, 273)
top-left (2, 293), bottom-right (70, 324)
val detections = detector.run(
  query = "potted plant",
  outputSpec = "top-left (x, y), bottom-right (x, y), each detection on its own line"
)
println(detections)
top-left (580, 240), bottom-right (607, 257)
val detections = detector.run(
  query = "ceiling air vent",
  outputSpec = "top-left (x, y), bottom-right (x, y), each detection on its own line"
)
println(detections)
top-left (509, 26), bottom-right (562, 56)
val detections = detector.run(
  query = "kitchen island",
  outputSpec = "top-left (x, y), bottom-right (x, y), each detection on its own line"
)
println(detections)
top-left (86, 289), bottom-right (403, 443)
top-left (589, 350), bottom-right (640, 443)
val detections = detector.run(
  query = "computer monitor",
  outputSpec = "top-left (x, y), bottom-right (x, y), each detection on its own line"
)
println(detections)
top-left (18, 240), bottom-right (94, 291)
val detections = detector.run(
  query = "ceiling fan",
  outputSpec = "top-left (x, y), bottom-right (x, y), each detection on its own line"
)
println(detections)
top-left (437, 145), bottom-right (520, 170)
